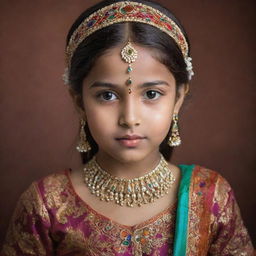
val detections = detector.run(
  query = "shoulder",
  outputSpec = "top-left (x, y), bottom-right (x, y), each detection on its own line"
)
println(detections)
top-left (11, 171), bottom-right (71, 223)
top-left (188, 165), bottom-right (234, 213)
top-left (179, 164), bottom-right (234, 209)
top-left (191, 165), bottom-right (232, 192)
top-left (19, 170), bottom-right (72, 211)
top-left (178, 164), bottom-right (232, 196)
top-left (33, 170), bottom-right (73, 206)
top-left (35, 170), bottom-right (71, 193)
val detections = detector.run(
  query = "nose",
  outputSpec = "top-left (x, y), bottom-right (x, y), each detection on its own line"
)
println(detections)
top-left (118, 97), bottom-right (141, 128)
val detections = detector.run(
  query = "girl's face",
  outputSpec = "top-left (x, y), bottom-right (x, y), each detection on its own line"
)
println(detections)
top-left (83, 45), bottom-right (185, 163)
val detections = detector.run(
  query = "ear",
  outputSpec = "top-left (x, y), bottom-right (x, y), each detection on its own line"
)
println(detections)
top-left (68, 88), bottom-right (86, 117)
top-left (173, 84), bottom-right (187, 114)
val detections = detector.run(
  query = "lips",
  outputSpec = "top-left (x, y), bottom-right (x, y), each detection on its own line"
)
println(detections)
top-left (117, 135), bottom-right (144, 140)
top-left (116, 134), bottom-right (146, 147)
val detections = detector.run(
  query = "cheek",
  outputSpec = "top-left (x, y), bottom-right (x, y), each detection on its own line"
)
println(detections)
top-left (84, 103), bottom-right (117, 141)
top-left (143, 96), bottom-right (174, 124)
top-left (140, 105), bottom-right (173, 143)
top-left (150, 111), bottom-right (172, 138)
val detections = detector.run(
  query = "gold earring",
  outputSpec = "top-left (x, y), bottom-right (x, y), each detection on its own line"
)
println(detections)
top-left (76, 119), bottom-right (91, 152)
top-left (168, 114), bottom-right (181, 147)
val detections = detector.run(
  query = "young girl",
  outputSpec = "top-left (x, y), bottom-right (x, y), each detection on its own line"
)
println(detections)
top-left (1, 0), bottom-right (254, 255)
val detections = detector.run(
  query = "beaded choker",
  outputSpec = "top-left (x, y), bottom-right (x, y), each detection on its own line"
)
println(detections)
top-left (64, 1), bottom-right (194, 84)
top-left (83, 154), bottom-right (175, 207)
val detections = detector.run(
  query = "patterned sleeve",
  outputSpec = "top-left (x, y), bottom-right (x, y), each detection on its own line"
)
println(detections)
top-left (1, 182), bottom-right (54, 256)
top-left (208, 176), bottom-right (254, 255)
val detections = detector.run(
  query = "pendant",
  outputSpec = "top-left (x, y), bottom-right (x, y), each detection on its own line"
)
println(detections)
top-left (121, 41), bottom-right (138, 94)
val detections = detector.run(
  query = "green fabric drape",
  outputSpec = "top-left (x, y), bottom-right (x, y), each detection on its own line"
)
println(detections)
top-left (173, 164), bottom-right (195, 256)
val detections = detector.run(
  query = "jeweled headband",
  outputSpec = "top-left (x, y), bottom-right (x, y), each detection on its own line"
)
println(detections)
top-left (63, 1), bottom-right (194, 84)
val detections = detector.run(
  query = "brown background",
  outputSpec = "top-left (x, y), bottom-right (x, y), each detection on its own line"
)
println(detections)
top-left (0, 0), bottom-right (255, 247)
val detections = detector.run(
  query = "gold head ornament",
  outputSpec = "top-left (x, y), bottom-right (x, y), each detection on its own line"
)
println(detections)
top-left (121, 41), bottom-right (138, 93)
top-left (63, 1), bottom-right (194, 85)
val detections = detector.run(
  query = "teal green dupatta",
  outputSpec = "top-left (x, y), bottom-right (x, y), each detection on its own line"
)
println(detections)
top-left (173, 164), bottom-right (195, 256)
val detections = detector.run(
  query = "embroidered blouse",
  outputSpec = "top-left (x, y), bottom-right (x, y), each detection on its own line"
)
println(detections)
top-left (1, 166), bottom-right (254, 255)
top-left (2, 170), bottom-right (175, 256)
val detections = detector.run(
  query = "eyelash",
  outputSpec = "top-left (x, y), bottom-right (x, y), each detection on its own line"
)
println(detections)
top-left (96, 91), bottom-right (118, 101)
top-left (96, 90), bottom-right (164, 102)
top-left (143, 90), bottom-right (163, 100)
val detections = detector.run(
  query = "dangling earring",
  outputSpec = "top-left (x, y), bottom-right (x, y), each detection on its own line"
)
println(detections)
top-left (168, 114), bottom-right (181, 147)
top-left (76, 119), bottom-right (91, 152)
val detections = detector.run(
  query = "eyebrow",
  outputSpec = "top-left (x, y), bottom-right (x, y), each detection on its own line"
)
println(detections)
top-left (89, 81), bottom-right (118, 89)
top-left (89, 80), bottom-right (170, 89)
top-left (141, 81), bottom-right (170, 87)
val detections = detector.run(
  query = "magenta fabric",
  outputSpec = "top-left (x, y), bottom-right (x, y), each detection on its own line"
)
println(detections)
top-left (1, 170), bottom-right (176, 255)
top-left (1, 167), bottom-right (254, 255)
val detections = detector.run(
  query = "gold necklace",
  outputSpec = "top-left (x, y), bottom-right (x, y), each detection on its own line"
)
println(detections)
top-left (83, 154), bottom-right (175, 207)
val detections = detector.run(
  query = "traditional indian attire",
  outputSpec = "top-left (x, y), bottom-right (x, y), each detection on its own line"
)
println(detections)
top-left (1, 165), bottom-right (254, 255)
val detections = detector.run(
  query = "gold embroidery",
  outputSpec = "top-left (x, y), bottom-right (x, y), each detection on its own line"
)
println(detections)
top-left (2, 183), bottom-right (50, 255)
top-left (16, 224), bottom-right (46, 255)
top-left (43, 171), bottom-right (176, 255)
top-left (9, 183), bottom-right (50, 223)
top-left (2, 171), bottom-right (176, 255)
top-left (209, 176), bottom-right (254, 255)
top-left (187, 167), bottom-right (254, 255)
top-left (1, 245), bottom-right (16, 256)
top-left (3, 169), bottom-right (253, 255)
top-left (43, 173), bottom-right (87, 224)
top-left (82, 204), bottom-right (175, 256)
top-left (187, 167), bottom-right (213, 255)
top-left (57, 227), bottom-right (88, 255)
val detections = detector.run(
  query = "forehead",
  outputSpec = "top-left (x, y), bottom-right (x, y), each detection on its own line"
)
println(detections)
top-left (85, 44), bottom-right (175, 84)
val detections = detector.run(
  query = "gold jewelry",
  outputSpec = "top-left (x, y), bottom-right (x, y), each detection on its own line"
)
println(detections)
top-left (65, 2), bottom-right (194, 80)
top-left (121, 41), bottom-right (138, 94)
top-left (168, 114), bottom-right (181, 147)
top-left (83, 154), bottom-right (175, 207)
top-left (76, 119), bottom-right (91, 152)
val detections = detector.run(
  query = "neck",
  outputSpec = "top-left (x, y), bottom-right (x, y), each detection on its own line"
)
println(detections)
top-left (95, 150), bottom-right (162, 179)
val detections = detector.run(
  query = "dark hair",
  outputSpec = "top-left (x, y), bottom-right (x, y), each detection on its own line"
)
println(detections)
top-left (66, 0), bottom-right (191, 163)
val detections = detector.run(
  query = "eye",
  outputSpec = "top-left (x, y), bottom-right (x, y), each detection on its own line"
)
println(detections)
top-left (97, 91), bottom-right (117, 101)
top-left (144, 90), bottom-right (162, 100)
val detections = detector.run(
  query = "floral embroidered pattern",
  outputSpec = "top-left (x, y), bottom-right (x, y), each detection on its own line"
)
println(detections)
top-left (83, 204), bottom-right (175, 256)
top-left (2, 168), bottom-right (254, 255)
top-left (2, 171), bottom-right (176, 255)
top-left (2, 183), bottom-right (51, 255)
top-left (187, 167), bottom-right (254, 255)
top-left (42, 172), bottom-right (87, 224)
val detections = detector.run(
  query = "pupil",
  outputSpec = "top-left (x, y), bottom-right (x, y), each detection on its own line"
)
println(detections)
top-left (147, 91), bottom-right (156, 99)
top-left (103, 92), bottom-right (112, 100)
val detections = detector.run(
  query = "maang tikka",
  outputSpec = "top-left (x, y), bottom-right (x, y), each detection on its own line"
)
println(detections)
top-left (76, 119), bottom-right (91, 152)
top-left (121, 40), bottom-right (138, 94)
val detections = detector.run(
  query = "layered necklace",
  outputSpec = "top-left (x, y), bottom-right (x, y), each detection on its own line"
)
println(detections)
top-left (83, 154), bottom-right (175, 207)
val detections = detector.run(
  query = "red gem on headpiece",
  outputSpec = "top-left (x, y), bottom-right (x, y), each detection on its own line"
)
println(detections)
top-left (178, 34), bottom-right (184, 41)
top-left (165, 23), bottom-right (173, 31)
top-left (123, 5), bottom-right (134, 13)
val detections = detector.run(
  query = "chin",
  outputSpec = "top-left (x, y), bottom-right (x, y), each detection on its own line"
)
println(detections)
top-left (110, 149), bottom-right (152, 164)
